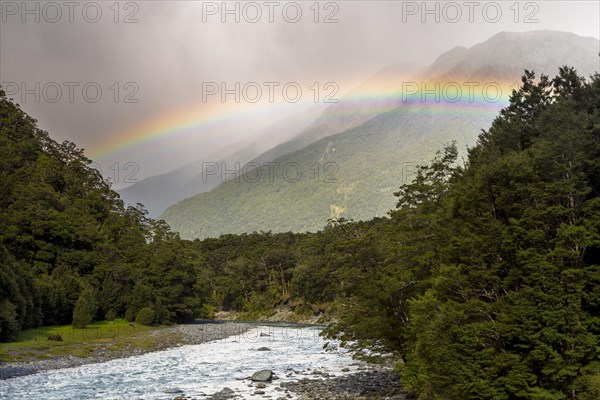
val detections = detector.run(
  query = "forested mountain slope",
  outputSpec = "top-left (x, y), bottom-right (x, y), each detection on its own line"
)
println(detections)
top-left (163, 31), bottom-right (600, 239)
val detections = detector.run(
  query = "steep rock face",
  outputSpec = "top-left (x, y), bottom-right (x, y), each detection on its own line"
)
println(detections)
top-left (162, 31), bottom-right (600, 239)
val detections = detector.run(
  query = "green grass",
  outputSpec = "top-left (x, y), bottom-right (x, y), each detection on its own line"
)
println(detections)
top-left (0, 319), bottom-right (169, 362)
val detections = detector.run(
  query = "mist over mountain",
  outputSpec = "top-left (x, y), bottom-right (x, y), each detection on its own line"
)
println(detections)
top-left (117, 63), bottom-right (415, 218)
top-left (426, 30), bottom-right (599, 80)
top-left (250, 63), bottom-right (416, 165)
top-left (162, 30), bottom-right (599, 239)
top-left (117, 105), bottom-right (325, 217)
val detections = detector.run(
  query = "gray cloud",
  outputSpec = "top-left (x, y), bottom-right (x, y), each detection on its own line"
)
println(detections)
top-left (1, 1), bottom-right (598, 186)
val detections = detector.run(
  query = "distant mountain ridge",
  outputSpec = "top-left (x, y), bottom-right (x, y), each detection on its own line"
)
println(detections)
top-left (162, 30), bottom-right (600, 239)
top-left (425, 30), bottom-right (599, 80)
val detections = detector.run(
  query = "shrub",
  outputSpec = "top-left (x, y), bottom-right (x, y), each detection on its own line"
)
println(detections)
top-left (135, 307), bottom-right (155, 326)
top-left (104, 309), bottom-right (117, 321)
top-left (47, 333), bottom-right (63, 341)
top-left (124, 308), bottom-right (136, 322)
top-left (198, 304), bottom-right (216, 319)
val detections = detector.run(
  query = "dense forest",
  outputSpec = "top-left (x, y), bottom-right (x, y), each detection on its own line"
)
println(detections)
top-left (0, 88), bottom-right (201, 335)
top-left (1, 67), bottom-right (600, 398)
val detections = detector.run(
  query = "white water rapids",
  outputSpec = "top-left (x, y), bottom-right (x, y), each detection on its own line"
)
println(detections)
top-left (0, 324), bottom-right (365, 399)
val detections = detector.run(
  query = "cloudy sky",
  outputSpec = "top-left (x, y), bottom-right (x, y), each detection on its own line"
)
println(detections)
top-left (1, 1), bottom-right (598, 186)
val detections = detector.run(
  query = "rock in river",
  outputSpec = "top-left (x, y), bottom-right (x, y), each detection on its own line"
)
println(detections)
top-left (251, 369), bottom-right (273, 382)
top-left (208, 387), bottom-right (236, 399)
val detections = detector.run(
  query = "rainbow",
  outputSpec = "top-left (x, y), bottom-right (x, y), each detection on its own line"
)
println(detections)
top-left (88, 77), bottom-right (517, 163)
top-left (88, 100), bottom-right (270, 161)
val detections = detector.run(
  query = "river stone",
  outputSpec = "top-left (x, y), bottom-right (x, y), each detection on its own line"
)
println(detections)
top-left (257, 347), bottom-right (271, 351)
top-left (164, 388), bottom-right (183, 393)
top-left (251, 369), bottom-right (273, 382)
top-left (209, 387), bottom-right (235, 399)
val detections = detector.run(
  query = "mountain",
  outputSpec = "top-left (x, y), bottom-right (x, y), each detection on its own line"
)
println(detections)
top-left (162, 31), bottom-right (600, 239)
top-left (117, 145), bottom-right (244, 218)
top-left (119, 62), bottom-right (416, 218)
top-left (117, 105), bottom-right (325, 217)
top-left (426, 30), bottom-right (599, 80)
top-left (250, 63), bottom-right (416, 166)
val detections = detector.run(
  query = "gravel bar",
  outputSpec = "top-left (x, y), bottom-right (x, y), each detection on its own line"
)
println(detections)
top-left (0, 321), bottom-right (250, 380)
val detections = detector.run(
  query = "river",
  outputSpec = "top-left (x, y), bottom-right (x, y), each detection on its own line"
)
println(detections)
top-left (0, 324), bottom-right (364, 399)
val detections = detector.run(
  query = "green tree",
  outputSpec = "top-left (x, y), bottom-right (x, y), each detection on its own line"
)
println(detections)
top-left (0, 299), bottom-right (20, 341)
top-left (72, 288), bottom-right (95, 328)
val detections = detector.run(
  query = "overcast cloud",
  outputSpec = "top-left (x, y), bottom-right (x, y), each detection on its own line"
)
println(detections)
top-left (1, 1), bottom-right (598, 186)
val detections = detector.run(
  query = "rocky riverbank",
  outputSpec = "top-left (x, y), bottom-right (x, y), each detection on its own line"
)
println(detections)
top-left (280, 368), bottom-right (406, 400)
top-left (213, 307), bottom-right (331, 325)
top-left (196, 365), bottom-right (406, 400)
top-left (0, 322), bottom-right (250, 380)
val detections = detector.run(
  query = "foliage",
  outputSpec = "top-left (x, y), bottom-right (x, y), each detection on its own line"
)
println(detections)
top-left (72, 288), bottom-right (94, 328)
top-left (47, 333), bottom-right (63, 341)
top-left (0, 88), bottom-right (200, 338)
top-left (321, 68), bottom-right (600, 399)
top-left (135, 307), bottom-right (155, 326)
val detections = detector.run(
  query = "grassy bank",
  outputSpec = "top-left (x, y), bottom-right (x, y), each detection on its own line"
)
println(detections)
top-left (0, 319), bottom-right (170, 363)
